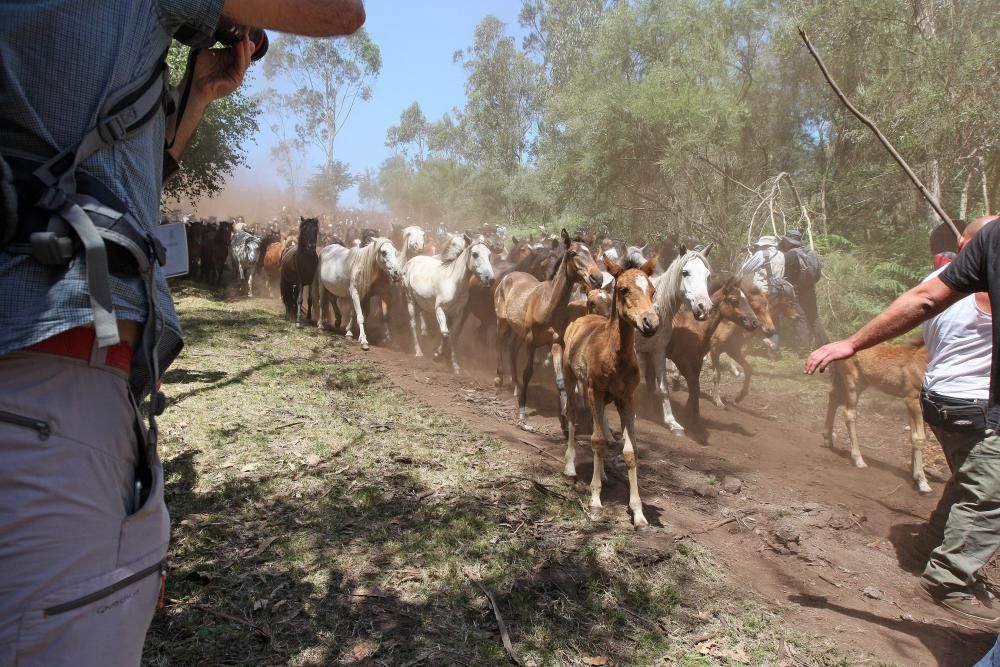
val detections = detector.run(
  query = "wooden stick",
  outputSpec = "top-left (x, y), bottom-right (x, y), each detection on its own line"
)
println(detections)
top-left (465, 573), bottom-right (522, 666)
top-left (798, 27), bottom-right (961, 240)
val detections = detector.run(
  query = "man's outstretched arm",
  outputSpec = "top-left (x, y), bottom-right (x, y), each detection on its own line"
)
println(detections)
top-left (804, 276), bottom-right (965, 374)
top-left (222, 0), bottom-right (365, 37)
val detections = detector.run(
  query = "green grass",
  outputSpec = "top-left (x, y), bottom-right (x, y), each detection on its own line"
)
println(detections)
top-left (143, 290), bottom-right (875, 666)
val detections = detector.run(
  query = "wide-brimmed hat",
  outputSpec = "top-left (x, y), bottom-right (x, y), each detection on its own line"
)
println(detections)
top-left (755, 235), bottom-right (778, 248)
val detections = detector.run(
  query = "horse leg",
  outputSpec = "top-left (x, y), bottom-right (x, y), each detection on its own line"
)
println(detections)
top-left (495, 318), bottom-right (509, 389)
top-left (588, 392), bottom-right (609, 513)
top-left (433, 305), bottom-right (449, 363)
top-left (247, 269), bottom-right (254, 299)
top-left (844, 385), bottom-right (866, 468)
top-left (656, 352), bottom-right (684, 432)
top-left (448, 309), bottom-right (469, 373)
top-left (406, 296), bottom-right (424, 357)
top-left (733, 348), bottom-right (752, 404)
top-left (295, 283), bottom-right (304, 328)
top-left (563, 364), bottom-right (579, 478)
top-left (711, 350), bottom-right (725, 408)
top-left (509, 336), bottom-right (521, 400)
top-left (517, 334), bottom-right (535, 422)
top-left (616, 397), bottom-right (648, 530)
top-left (823, 386), bottom-right (840, 451)
top-left (552, 341), bottom-right (568, 435)
top-left (905, 394), bottom-right (932, 493)
top-left (350, 285), bottom-right (370, 351)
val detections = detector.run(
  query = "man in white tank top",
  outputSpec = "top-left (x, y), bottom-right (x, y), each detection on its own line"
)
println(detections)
top-left (917, 215), bottom-right (999, 625)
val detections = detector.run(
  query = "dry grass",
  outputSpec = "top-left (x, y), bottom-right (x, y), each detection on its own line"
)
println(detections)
top-left (143, 289), bottom-right (867, 666)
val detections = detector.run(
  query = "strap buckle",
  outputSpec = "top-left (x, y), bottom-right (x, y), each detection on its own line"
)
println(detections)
top-left (98, 116), bottom-right (128, 144)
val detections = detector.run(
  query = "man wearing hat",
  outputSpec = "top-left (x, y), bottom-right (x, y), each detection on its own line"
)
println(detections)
top-left (780, 230), bottom-right (828, 350)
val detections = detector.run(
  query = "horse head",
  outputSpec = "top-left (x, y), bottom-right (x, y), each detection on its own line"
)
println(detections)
top-left (744, 283), bottom-right (777, 336)
top-left (675, 243), bottom-right (714, 321)
top-left (299, 217), bottom-right (319, 252)
top-left (441, 234), bottom-right (466, 262)
top-left (374, 238), bottom-right (403, 283)
top-left (606, 255), bottom-right (659, 337)
top-left (770, 281), bottom-right (802, 323)
top-left (463, 234), bottom-right (495, 288)
top-left (560, 228), bottom-right (604, 289)
top-left (402, 226), bottom-right (425, 254)
top-left (712, 274), bottom-right (758, 331)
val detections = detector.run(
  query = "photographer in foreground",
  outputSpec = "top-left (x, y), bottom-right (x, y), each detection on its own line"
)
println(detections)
top-left (0, 1), bottom-right (364, 664)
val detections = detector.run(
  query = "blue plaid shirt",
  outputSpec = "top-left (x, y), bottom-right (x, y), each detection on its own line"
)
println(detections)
top-left (0, 0), bottom-right (223, 361)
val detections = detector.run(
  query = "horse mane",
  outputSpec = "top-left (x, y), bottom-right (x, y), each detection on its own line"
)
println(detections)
top-left (351, 237), bottom-right (390, 293)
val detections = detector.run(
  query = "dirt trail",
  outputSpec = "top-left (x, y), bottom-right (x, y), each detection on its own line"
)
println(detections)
top-left (352, 339), bottom-right (995, 667)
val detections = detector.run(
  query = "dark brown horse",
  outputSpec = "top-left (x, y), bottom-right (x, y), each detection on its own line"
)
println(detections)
top-left (664, 275), bottom-right (759, 429)
top-left (494, 229), bottom-right (604, 424)
top-left (280, 217), bottom-right (320, 326)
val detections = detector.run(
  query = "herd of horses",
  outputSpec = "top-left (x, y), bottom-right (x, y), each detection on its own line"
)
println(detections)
top-left (183, 216), bottom-right (935, 528)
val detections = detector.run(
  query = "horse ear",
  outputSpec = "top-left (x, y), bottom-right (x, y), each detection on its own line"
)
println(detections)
top-left (528, 234), bottom-right (535, 243)
top-left (702, 242), bottom-right (714, 256)
top-left (640, 244), bottom-right (649, 255)
top-left (677, 243), bottom-right (687, 257)
top-left (511, 236), bottom-right (518, 245)
top-left (640, 254), bottom-right (658, 277)
top-left (463, 232), bottom-right (473, 246)
top-left (561, 228), bottom-right (571, 247)
top-left (605, 257), bottom-right (624, 278)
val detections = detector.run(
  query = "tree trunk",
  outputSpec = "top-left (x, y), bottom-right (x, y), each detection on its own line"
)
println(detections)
top-left (959, 169), bottom-right (972, 222)
top-left (980, 156), bottom-right (990, 215)
top-left (926, 159), bottom-right (941, 230)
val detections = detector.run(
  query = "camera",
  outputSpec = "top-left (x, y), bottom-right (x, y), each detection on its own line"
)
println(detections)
top-left (213, 22), bottom-right (269, 61)
top-left (174, 19), bottom-right (269, 61)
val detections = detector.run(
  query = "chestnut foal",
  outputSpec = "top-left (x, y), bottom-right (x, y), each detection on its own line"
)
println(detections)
top-left (563, 256), bottom-right (660, 530)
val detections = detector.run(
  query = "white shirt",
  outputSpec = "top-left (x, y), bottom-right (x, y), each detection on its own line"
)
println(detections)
top-left (741, 247), bottom-right (784, 293)
top-left (922, 267), bottom-right (992, 399)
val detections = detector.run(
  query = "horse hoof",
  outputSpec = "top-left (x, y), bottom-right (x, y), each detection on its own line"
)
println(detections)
top-left (668, 423), bottom-right (685, 434)
top-left (853, 459), bottom-right (868, 469)
top-left (917, 482), bottom-right (933, 494)
top-left (634, 521), bottom-right (650, 533)
top-left (494, 377), bottom-right (502, 388)
top-left (361, 342), bottom-right (370, 351)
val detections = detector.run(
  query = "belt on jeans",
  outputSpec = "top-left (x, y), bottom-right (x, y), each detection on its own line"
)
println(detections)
top-left (26, 326), bottom-right (132, 373)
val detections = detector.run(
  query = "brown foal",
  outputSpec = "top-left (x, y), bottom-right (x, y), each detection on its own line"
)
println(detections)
top-left (562, 256), bottom-right (660, 530)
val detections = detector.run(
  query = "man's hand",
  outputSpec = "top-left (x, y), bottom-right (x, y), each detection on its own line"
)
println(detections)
top-left (805, 339), bottom-right (856, 375)
top-left (190, 34), bottom-right (253, 104)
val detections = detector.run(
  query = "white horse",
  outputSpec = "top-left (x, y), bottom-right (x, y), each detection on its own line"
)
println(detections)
top-left (316, 237), bottom-right (402, 351)
top-left (398, 225), bottom-right (426, 264)
top-left (403, 233), bottom-right (495, 372)
top-left (634, 244), bottom-right (714, 432)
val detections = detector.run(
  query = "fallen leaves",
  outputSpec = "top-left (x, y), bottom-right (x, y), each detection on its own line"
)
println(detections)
top-left (582, 656), bottom-right (609, 666)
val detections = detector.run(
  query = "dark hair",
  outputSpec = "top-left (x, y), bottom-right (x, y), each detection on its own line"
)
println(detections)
top-left (929, 220), bottom-right (965, 255)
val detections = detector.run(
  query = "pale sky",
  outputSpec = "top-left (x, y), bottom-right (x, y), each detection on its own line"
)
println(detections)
top-left (209, 1), bottom-right (528, 213)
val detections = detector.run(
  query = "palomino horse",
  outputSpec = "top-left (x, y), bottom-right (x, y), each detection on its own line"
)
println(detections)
top-left (316, 238), bottom-right (402, 351)
top-left (663, 275), bottom-right (759, 428)
top-left (402, 234), bottom-right (495, 373)
top-left (708, 283), bottom-right (796, 408)
top-left (280, 217), bottom-right (319, 326)
top-left (823, 341), bottom-right (932, 493)
top-left (493, 228), bottom-right (605, 423)
top-left (635, 245), bottom-right (714, 432)
top-left (563, 256), bottom-right (660, 530)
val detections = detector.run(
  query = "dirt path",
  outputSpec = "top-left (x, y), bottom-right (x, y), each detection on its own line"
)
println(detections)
top-left (352, 338), bottom-right (995, 666)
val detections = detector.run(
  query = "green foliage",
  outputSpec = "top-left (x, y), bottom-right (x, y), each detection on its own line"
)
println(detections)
top-left (306, 160), bottom-right (355, 210)
top-left (162, 44), bottom-right (261, 202)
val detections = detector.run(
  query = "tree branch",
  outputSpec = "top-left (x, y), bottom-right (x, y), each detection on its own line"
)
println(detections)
top-left (798, 26), bottom-right (959, 239)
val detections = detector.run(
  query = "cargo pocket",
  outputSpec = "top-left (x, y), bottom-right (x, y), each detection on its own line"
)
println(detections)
top-left (14, 461), bottom-right (169, 665)
top-left (117, 458), bottom-right (170, 568)
top-left (14, 558), bottom-right (164, 666)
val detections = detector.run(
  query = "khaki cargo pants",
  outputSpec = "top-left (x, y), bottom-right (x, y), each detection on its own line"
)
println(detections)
top-left (923, 426), bottom-right (1000, 593)
top-left (0, 350), bottom-right (169, 666)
